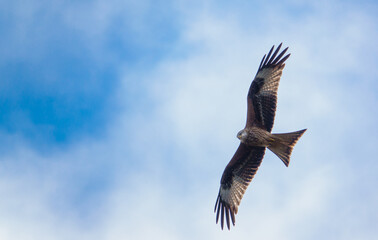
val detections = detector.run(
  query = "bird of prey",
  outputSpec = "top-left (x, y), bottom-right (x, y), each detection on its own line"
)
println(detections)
top-left (214, 43), bottom-right (306, 230)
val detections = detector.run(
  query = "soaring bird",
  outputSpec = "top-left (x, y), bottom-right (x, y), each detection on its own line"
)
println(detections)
top-left (214, 43), bottom-right (306, 230)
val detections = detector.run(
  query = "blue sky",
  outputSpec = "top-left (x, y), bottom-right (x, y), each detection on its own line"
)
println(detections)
top-left (1, 0), bottom-right (378, 239)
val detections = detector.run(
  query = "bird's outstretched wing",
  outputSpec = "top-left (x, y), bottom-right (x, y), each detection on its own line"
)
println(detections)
top-left (215, 144), bottom-right (266, 230)
top-left (246, 43), bottom-right (290, 132)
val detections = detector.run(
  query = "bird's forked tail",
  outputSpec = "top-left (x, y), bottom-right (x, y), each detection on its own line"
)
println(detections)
top-left (267, 129), bottom-right (307, 167)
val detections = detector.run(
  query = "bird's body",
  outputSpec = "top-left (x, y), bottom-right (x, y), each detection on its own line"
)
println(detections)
top-left (237, 127), bottom-right (274, 147)
top-left (215, 43), bottom-right (306, 230)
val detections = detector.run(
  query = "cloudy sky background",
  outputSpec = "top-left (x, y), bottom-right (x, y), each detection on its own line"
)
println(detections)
top-left (1, 0), bottom-right (377, 239)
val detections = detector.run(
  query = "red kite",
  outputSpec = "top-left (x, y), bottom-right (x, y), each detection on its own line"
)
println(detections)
top-left (214, 43), bottom-right (306, 230)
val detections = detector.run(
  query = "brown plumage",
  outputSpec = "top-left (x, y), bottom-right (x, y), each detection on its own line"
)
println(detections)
top-left (214, 43), bottom-right (306, 230)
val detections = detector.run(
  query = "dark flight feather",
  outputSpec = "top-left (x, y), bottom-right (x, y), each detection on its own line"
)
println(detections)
top-left (215, 144), bottom-right (266, 230)
top-left (247, 43), bottom-right (290, 132)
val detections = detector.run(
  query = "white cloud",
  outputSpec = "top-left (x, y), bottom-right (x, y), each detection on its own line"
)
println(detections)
top-left (0, 1), bottom-right (377, 240)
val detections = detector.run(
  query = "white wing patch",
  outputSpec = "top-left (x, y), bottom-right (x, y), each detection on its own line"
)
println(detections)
top-left (219, 176), bottom-right (248, 214)
top-left (255, 67), bottom-right (283, 96)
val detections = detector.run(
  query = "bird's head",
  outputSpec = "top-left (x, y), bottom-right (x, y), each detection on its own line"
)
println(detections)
top-left (237, 129), bottom-right (247, 141)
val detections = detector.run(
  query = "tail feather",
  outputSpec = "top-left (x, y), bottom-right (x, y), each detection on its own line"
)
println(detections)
top-left (268, 129), bottom-right (307, 167)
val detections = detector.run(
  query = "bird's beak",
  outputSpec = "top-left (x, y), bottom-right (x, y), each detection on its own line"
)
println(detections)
top-left (237, 134), bottom-right (241, 140)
